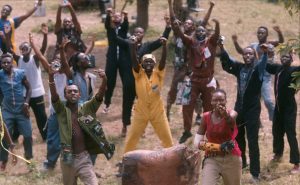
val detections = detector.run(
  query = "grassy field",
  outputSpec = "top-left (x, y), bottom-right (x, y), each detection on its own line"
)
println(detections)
top-left (0, 0), bottom-right (299, 184)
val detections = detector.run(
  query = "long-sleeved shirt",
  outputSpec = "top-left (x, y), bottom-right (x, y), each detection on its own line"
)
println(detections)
top-left (266, 63), bottom-right (300, 110)
top-left (105, 14), bottom-right (128, 62)
top-left (220, 50), bottom-right (267, 114)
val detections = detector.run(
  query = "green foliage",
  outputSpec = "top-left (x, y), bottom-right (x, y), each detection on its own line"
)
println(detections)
top-left (278, 0), bottom-right (300, 90)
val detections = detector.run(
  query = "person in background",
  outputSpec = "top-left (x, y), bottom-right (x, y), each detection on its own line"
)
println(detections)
top-left (0, 0), bottom-right (43, 52)
top-left (266, 51), bottom-right (300, 174)
top-left (232, 26), bottom-right (284, 122)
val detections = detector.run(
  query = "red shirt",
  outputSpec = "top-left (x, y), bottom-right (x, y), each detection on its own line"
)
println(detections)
top-left (202, 111), bottom-right (241, 156)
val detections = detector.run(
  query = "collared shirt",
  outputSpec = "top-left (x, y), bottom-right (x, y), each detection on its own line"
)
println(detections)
top-left (132, 66), bottom-right (165, 115)
top-left (72, 72), bottom-right (96, 105)
top-left (0, 68), bottom-right (26, 113)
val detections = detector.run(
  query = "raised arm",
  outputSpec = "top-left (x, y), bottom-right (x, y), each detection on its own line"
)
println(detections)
top-left (94, 69), bottom-right (107, 102)
top-left (171, 20), bottom-right (193, 46)
top-left (17, 0), bottom-right (42, 25)
top-left (168, 0), bottom-right (175, 20)
top-left (84, 37), bottom-right (95, 55)
top-left (29, 33), bottom-right (50, 72)
top-left (158, 38), bottom-right (167, 71)
top-left (231, 35), bottom-right (244, 55)
top-left (40, 24), bottom-right (48, 55)
top-left (269, 26), bottom-right (284, 47)
top-left (55, 5), bottom-right (63, 33)
top-left (48, 70), bottom-right (59, 103)
top-left (209, 19), bottom-right (220, 44)
top-left (120, 11), bottom-right (129, 34)
top-left (66, 2), bottom-right (82, 34)
top-left (219, 44), bottom-right (240, 75)
top-left (105, 8), bottom-right (113, 30)
top-left (60, 39), bottom-right (72, 79)
top-left (200, 1), bottom-right (215, 27)
top-left (130, 38), bottom-right (140, 73)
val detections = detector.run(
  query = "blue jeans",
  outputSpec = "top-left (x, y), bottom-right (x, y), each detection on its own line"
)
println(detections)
top-left (44, 113), bottom-right (61, 168)
top-left (261, 74), bottom-right (275, 121)
top-left (44, 113), bottom-right (97, 168)
top-left (0, 110), bottom-right (32, 162)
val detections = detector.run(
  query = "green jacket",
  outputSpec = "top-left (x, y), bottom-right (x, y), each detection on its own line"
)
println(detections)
top-left (53, 96), bottom-right (101, 152)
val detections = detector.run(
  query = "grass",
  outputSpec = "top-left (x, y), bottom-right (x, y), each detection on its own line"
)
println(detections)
top-left (0, 0), bottom-right (299, 184)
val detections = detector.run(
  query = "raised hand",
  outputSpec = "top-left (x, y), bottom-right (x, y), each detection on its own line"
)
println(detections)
top-left (121, 10), bottom-right (128, 17)
top-left (232, 34), bottom-right (238, 42)
top-left (160, 37), bottom-right (167, 45)
top-left (41, 23), bottom-right (48, 35)
top-left (28, 33), bottom-right (33, 44)
top-left (273, 26), bottom-right (281, 32)
top-left (210, 1), bottom-right (215, 7)
top-left (164, 15), bottom-right (171, 26)
top-left (260, 43), bottom-right (269, 53)
top-left (94, 68), bottom-right (107, 79)
top-left (211, 18), bottom-right (219, 24)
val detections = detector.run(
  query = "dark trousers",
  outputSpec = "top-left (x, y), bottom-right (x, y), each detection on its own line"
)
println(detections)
top-left (236, 113), bottom-right (260, 177)
top-left (105, 60), bottom-right (135, 126)
top-left (182, 78), bottom-right (215, 132)
top-left (29, 96), bottom-right (48, 141)
top-left (273, 104), bottom-right (299, 164)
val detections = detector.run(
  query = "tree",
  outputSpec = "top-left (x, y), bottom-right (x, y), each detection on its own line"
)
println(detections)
top-left (136, 0), bottom-right (149, 30)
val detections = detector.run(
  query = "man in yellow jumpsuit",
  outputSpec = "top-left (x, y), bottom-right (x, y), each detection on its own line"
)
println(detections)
top-left (124, 37), bottom-right (173, 153)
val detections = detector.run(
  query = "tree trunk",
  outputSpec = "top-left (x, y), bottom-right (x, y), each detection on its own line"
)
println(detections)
top-left (173, 0), bottom-right (189, 21)
top-left (136, 0), bottom-right (149, 30)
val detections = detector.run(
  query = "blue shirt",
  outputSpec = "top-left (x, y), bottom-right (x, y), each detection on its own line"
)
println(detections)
top-left (0, 68), bottom-right (26, 113)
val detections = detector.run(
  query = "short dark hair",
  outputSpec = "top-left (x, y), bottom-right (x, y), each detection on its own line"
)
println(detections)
top-left (3, 4), bottom-right (12, 12)
top-left (212, 88), bottom-right (227, 99)
top-left (258, 26), bottom-right (268, 35)
top-left (1, 53), bottom-right (13, 60)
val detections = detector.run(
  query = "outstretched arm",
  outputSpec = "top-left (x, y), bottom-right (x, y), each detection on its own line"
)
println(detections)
top-left (168, 0), bottom-right (175, 20)
top-left (269, 26), bottom-right (284, 47)
top-left (129, 38), bottom-right (140, 73)
top-left (17, 0), bottom-right (42, 25)
top-left (40, 24), bottom-right (48, 55)
top-left (29, 33), bottom-right (50, 72)
top-left (210, 19), bottom-right (220, 44)
top-left (48, 70), bottom-right (59, 103)
top-left (66, 2), bottom-right (82, 34)
top-left (231, 34), bottom-right (244, 55)
top-left (94, 69), bottom-right (107, 102)
top-left (84, 36), bottom-right (95, 54)
top-left (158, 38), bottom-right (167, 71)
top-left (201, 1), bottom-right (215, 27)
top-left (55, 5), bottom-right (63, 33)
top-left (60, 39), bottom-right (73, 79)
top-left (219, 43), bottom-right (240, 75)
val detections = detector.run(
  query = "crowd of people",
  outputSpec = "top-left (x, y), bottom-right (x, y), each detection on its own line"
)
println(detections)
top-left (0, 0), bottom-right (299, 185)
